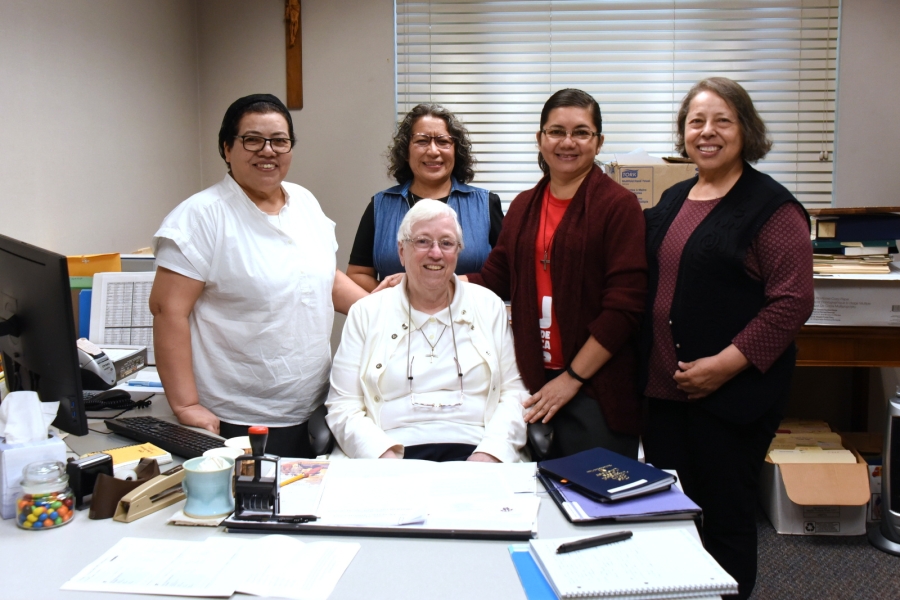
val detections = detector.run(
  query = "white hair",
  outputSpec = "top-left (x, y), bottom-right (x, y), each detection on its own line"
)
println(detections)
top-left (396, 199), bottom-right (465, 250)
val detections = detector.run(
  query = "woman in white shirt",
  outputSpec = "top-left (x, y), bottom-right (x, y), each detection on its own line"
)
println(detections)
top-left (326, 200), bottom-right (528, 462)
top-left (149, 94), bottom-right (367, 458)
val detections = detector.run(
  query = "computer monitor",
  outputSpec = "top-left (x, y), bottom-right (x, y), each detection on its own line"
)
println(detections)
top-left (0, 233), bottom-right (88, 436)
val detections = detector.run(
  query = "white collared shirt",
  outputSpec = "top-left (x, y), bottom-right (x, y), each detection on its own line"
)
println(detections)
top-left (154, 174), bottom-right (337, 426)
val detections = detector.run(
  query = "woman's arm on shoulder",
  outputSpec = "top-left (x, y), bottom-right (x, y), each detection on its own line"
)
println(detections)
top-left (148, 267), bottom-right (218, 433)
top-left (333, 269), bottom-right (369, 314)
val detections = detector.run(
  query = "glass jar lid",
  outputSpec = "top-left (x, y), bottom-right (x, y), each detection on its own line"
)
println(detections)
top-left (21, 460), bottom-right (68, 487)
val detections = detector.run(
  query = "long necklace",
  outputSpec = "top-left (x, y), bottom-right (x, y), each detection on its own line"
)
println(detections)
top-left (416, 321), bottom-right (448, 363)
top-left (406, 288), bottom-right (464, 401)
top-left (540, 190), bottom-right (558, 271)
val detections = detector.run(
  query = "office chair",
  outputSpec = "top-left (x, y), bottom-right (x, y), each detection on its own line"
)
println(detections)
top-left (308, 403), bottom-right (554, 461)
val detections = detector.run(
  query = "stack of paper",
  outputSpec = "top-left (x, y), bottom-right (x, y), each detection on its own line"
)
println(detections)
top-left (768, 421), bottom-right (857, 464)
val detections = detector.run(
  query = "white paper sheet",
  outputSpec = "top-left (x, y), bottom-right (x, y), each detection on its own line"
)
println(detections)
top-left (89, 272), bottom-right (156, 364)
top-left (62, 535), bottom-right (359, 600)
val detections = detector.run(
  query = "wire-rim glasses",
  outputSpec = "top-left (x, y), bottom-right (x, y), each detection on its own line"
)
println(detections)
top-left (541, 128), bottom-right (599, 142)
top-left (411, 133), bottom-right (455, 150)
top-left (404, 237), bottom-right (461, 254)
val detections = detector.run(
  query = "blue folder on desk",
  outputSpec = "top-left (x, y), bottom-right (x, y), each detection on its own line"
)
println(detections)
top-left (509, 545), bottom-right (556, 600)
top-left (538, 472), bottom-right (701, 524)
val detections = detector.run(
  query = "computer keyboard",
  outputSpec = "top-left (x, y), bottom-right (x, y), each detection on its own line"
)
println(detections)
top-left (104, 416), bottom-right (226, 459)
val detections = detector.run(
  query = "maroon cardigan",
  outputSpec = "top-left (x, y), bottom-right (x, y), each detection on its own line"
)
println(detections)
top-left (468, 165), bottom-right (648, 436)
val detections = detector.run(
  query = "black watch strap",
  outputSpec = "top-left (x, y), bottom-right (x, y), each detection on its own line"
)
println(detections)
top-left (566, 365), bottom-right (590, 385)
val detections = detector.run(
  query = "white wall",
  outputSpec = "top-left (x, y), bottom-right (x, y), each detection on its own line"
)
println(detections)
top-left (0, 0), bottom-right (200, 255)
top-left (832, 0), bottom-right (900, 430)
top-left (833, 0), bottom-right (900, 207)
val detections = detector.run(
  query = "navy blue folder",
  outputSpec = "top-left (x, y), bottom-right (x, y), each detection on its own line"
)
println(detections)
top-left (538, 446), bottom-right (675, 502)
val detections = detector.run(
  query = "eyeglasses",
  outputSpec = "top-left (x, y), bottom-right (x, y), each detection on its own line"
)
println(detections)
top-left (235, 135), bottom-right (295, 154)
top-left (541, 128), bottom-right (600, 142)
top-left (411, 133), bottom-right (455, 150)
top-left (408, 356), bottom-right (465, 409)
top-left (404, 237), bottom-right (460, 254)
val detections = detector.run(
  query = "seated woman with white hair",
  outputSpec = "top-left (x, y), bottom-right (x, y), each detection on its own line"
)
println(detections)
top-left (326, 200), bottom-right (528, 462)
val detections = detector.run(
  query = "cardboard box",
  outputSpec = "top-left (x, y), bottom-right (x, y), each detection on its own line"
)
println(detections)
top-left (605, 161), bottom-right (697, 210)
top-left (807, 271), bottom-right (900, 327)
top-left (760, 447), bottom-right (870, 535)
top-left (0, 433), bottom-right (67, 519)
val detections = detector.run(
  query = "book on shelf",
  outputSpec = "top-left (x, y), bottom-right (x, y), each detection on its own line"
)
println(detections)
top-left (812, 263), bottom-right (892, 275)
top-left (511, 528), bottom-right (738, 600)
top-left (537, 472), bottom-right (701, 524)
top-left (538, 446), bottom-right (675, 503)
top-left (810, 210), bottom-right (900, 242)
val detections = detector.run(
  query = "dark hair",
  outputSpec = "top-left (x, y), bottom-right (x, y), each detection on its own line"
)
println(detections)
top-left (675, 77), bottom-right (772, 163)
top-left (537, 89), bottom-right (603, 177)
top-left (218, 94), bottom-right (295, 168)
top-left (387, 104), bottom-right (476, 185)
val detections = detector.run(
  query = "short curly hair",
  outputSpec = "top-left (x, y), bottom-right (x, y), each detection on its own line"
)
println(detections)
top-left (675, 77), bottom-right (772, 164)
top-left (387, 104), bottom-right (476, 185)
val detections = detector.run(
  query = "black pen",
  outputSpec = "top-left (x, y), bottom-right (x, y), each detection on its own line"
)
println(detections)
top-left (556, 530), bottom-right (633, 554)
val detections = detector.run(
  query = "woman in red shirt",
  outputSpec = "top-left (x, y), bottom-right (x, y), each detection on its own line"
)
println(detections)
top-left (467, 89), bottom-right (648, 459)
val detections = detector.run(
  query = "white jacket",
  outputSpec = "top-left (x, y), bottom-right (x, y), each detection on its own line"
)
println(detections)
top-left (326, 276), bottom-right (528, 462)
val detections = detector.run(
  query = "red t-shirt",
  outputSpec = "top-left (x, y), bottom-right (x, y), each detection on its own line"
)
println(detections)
top-left (534, 187), bottom-right (571, 369)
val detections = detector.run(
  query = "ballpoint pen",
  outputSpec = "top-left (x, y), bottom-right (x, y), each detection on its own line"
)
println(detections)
top-left (556, 530), bottom-right (633, 554)
top-left (126, 381), bottom-right (164, 388)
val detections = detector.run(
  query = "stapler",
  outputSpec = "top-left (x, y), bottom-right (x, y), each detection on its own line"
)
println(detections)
top-left (113, 465), bottom-right (186, 523)
top-left (232, 426), bottom-right (280, 521)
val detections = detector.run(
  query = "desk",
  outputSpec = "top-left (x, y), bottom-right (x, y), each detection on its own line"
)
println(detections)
top-left (796, 325), bottom-right (900, 429)
top-left (2, 398), bottom-right (705, 600)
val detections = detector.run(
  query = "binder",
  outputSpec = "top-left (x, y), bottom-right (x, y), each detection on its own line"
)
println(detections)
top-left (538, 473), bottom-right (701, 524)
top-left (538, 447), bottom-right (675, 502)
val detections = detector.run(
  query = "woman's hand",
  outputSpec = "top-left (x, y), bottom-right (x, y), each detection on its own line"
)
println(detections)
top-left (379, 449), bottom-right (401, 459)
top-left (467, 452), bottom-right (500, 463)
top-left (372, 273), bottom-right (403, 293)
top-left (523, 373), bottom-right (582, 424)
top-left (175, 404), bottom-right (220, 435)
top-left (673, 344), bottom-right (750, 400)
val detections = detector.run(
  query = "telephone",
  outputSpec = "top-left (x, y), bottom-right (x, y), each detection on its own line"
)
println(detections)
top-left (83, 389), bottom-right (150, 411)
top-left (76, 338), bottom-right (116, 390)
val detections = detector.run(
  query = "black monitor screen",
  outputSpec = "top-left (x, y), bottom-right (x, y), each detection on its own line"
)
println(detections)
top-left (0, 234), bottom-right (87, 436)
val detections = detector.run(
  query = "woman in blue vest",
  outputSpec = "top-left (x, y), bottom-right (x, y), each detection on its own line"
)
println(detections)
top-left (640, 78), bottom-right (814, 599)
top-left (347, 104), bottom-right (503, 291)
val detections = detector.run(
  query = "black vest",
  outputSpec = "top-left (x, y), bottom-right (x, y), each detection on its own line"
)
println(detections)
top-left (640, 163), bottom-right (809, 424)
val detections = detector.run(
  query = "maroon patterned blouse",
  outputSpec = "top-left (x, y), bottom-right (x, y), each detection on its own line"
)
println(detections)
top-left (645, 199), bottom-right (814, 401)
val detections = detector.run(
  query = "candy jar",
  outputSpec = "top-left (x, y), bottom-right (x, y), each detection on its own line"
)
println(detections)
top-left (16, 460), bottom-right (75, 530)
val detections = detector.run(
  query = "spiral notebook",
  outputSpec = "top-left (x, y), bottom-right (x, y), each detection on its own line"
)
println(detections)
top-left (529, 528), bottom-right (737, 599)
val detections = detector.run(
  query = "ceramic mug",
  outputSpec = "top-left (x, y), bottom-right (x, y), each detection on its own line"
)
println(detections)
top-left (181, 456), bottom-right (235, 518)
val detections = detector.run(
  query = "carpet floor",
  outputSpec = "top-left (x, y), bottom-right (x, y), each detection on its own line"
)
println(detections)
top-left (750, 510), bottom-right (900, 599)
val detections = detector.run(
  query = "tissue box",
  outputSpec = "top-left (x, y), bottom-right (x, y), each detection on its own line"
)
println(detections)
top-left (0, 434), bottom-right (67, 519)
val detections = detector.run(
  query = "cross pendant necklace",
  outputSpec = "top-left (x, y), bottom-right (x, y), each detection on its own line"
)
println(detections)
top-left (419, 324), bottom-right (448, 363)
top-left (540, 189), bottom-right (558, 272)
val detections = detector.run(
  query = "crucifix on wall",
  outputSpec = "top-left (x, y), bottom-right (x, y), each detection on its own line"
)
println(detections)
top-left (285, 0), bottom-right (302, 109)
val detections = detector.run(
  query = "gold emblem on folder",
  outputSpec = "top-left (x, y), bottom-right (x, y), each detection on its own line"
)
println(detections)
top-left (587, 464), bottom-right (629, 482)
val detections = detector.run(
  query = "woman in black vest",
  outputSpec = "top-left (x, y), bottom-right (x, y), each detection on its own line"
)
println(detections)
top-left (640, 78), bottom-right (814, 599)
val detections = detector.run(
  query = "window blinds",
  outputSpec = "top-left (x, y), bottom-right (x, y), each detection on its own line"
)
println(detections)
top-left (396, 0), bottom-right (838, 210)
